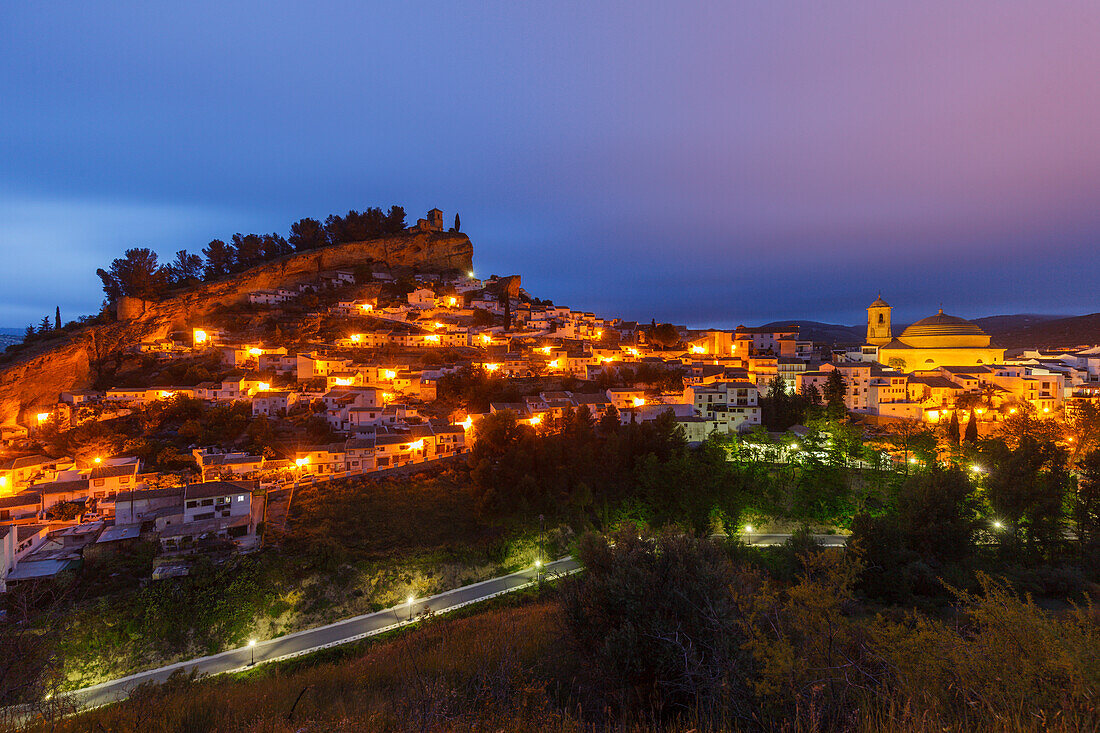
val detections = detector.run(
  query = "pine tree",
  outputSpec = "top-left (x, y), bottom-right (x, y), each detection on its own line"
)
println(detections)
top-left (964, 411), bottom-right (979, 443)
top-left (38, 316), bottom-right (51, 334)
top-left (23, 324), bottom-right (35, 342)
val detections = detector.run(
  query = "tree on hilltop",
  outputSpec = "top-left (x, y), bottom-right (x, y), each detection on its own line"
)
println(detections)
top-left (201, 239), bottom-right (234, 280)
top-left (288, 218), bottom-right (328, 251)
top-left (96, 247), bottom-right (168, 301)
top-left (168, 250), bottom-right (203, 286)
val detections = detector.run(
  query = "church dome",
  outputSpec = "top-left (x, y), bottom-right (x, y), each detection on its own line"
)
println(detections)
top-left (896, 309), bottom-right (992, 348)
top-left (899, 309), bottom-right (986, 339)
top-left (869, 294), bottom-right (889, 308)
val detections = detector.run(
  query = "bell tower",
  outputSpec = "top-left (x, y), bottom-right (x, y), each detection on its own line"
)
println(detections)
top-left (866, 294), bottom-right (892, 346)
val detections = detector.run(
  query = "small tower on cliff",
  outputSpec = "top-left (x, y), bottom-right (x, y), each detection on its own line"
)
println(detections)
top-left (866, 293), bottom-right (892, 346)
top-left (427, 208), bottom-right (444, 231)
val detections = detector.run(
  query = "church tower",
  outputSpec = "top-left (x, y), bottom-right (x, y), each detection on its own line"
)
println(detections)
top-left (866, 294), bottom-right (892, 346)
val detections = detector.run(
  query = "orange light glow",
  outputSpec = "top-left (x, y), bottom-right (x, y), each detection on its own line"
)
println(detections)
top-left (333, 378), bottom-right (352, 386)
top-left (461, 416), bottom-right (473, 430)
top-left (93, 457), bottom-right (102, 464)
top-left (295, 457), bottom-right (310, 467)
top-left (690, 345), bottom-right (706, 354)
top-left (193, 329), bottom-right (207, 344)
top-left (626, 348), bottom-right (639, 357)
top-left (410, 439), bottom-right (425, 450)
top-left (360, 303), bottom-right (373, 311)
top-left (481, 334), bottom-right (491, 344)
top-left (350, 334), bottom-right (362, 343)
top-left (36, 412), bottom-right (50, 423)
top-left (257, 382), bottom-right (270, 392)
top-left (1009, 408), bottom-right (1017, 414)
top-left (484, 363), bottom-right (500, 372)
top-left (383, 369), bottom-right (396, 380)
top-left (538, 346), bottom-right (552, 355)
top-left (595, 329), bottom-right (603, 338)
top-left (382, 392), bottom-right (394, 401)
top-left (159, 390), bottom-right (175, 399)
top-left (632, 397), bottom-right (646, 407)
top-left (433, 322), bottom-right (444, 330)
top-left (447, 297), bottom-right (457, 307)
top-left (248, 347), bottom-right (262, 356)
top-left (424, 334), bottom-right (440, 343)
top-left (529, 414), bottom-right (542, 425)
top-left (548, 359), bottom-right (560, 369)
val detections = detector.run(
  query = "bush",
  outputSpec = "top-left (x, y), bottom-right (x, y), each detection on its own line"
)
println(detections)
top-left (560, 528), bottom-right (753, 719)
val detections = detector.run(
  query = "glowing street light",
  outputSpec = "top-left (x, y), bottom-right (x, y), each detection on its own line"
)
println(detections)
top-left (461, 416), bottom-right (473, 430)
top-left (295, 456), bottom-right (310, 468)
top-left (93, 456), bottom-right (102, 464)
top-left (193, 329), bottom-right (207, 345)
top-left (631, 397), bottom-right (645, 407)
top-left (529, 414), bottom-right (542, 426)
top-left (36, 412), bottom-right (50, 423)
top-left (248, 347), bottom-right (262, 356)
top-left (407, 594), bottom-right (416, 621)
top-left (970, 464), bottom-right (983, 474)
top-left (908, 457), bottom-right (917, 464)
top-left (992, 520), bottom-right (1004, 530)
top-left (484, 363), bottom-right (500, 372)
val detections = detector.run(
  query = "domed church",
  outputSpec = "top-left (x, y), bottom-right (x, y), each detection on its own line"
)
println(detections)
top-left (866, 296), bottom-right (1005, 372)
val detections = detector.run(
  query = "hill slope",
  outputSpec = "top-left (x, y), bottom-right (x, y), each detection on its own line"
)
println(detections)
top-left (0, 231), bottom-right (472, 425)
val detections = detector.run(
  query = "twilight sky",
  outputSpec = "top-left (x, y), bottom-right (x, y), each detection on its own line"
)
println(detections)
top-left (3, 2), bottom-right (1100, 329)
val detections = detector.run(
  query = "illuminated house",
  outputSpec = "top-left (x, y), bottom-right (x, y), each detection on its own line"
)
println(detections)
top-left (867, 297), bottom-right (1005, 372)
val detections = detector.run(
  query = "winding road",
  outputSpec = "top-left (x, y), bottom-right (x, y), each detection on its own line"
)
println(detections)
top-left (63, 532), bottom-right (847, 712)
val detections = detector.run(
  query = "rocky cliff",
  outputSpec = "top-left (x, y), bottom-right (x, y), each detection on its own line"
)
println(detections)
top-left (0, 231), bottom-right (473, 426)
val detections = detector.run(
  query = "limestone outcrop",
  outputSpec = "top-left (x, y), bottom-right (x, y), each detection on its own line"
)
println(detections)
top-left (0, 231), bottom-right (473, 425)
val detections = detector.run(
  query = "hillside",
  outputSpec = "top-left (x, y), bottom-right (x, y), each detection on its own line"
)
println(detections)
top-left (0, 231), bottom-right (472, 425)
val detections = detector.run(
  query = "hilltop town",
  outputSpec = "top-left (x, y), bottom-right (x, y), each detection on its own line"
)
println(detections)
top-left (1, 209), bottom-right (1099, 590)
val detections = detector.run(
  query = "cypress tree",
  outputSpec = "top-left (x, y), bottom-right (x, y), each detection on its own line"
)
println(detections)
top-left (964, 411), bottom-right (979, 443)
top-left (55, 306), bottom-right (61, 330)
top-left (948, 410), bottom-right (960, 445)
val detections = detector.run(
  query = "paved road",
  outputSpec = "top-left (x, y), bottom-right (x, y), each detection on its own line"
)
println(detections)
top-left (741, 533), bottom-right (849, 547)
top-left (65, 556), bottom-right (579, 712)
top-left (62, 532), bottom-right (849, 712)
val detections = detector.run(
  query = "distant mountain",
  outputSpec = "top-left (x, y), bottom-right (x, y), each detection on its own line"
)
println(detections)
top-left (976, 313), bottom-right (1100, 350)
top-left (761, 313), bottom-right (1100, 350)
top-left (761, 320), bottom-right (866, 346)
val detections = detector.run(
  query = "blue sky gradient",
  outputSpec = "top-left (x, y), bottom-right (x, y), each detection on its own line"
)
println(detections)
top-left (3, 2), bottom-right (1099, 328)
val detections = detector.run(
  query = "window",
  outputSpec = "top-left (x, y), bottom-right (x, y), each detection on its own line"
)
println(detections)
top-left (94, 479), bottom-right (105, 487)
top-left (236, 495), bottom-right (245, 502)
top-left (201, 498), bottom-right (214, 506)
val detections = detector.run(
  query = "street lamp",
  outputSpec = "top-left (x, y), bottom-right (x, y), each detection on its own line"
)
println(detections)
top-left (744, 524), bottom-right (753, 544)
top-left (992, 520), bottom-right (1003, 530)
top-left (407, 594), bottom-right (415, 621)
top-left (534, 558), bottom-right (542, 584)
top-left (248, 638), bottom-right (256, 666)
